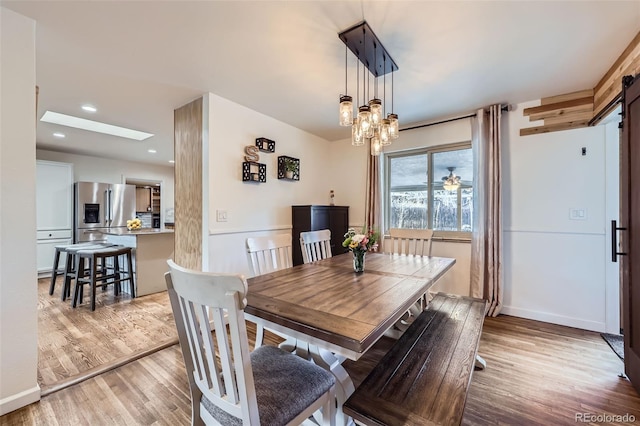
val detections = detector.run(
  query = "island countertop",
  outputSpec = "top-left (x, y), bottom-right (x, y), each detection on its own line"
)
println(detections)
top-left (101, 228), bottom-right (174, 236)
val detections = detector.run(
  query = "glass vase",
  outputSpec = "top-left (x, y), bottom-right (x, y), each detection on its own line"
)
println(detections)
top-left (353, 250), bottom-right (366, 273)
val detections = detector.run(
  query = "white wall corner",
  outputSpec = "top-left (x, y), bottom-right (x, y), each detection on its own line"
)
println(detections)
top-left (0, 386), bottom-right (40, 416)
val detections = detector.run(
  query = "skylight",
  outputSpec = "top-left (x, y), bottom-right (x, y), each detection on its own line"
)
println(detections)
top-left (40, 111), bottom-right (153, 141)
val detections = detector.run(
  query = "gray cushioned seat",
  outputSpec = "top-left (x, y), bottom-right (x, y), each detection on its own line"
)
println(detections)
top-left (202, 345), bottom-right (336, 425)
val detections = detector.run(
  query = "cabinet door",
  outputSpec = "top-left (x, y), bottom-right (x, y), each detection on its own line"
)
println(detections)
top-left (136, 187), bottom-right (151, 212)
top-left (37, 238), bottom-right (71, 273)
top-left (36, 161), bottom-right (73, 230)
top-left (329, 207), bottom-right (349, 255)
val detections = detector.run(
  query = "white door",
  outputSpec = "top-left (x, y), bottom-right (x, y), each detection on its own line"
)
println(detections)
top-left (36, 160), bottom-right (73, 230)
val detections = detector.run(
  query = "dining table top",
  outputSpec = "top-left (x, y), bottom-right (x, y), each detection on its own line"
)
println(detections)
top-left (244, 252), bottom-right (456, 359)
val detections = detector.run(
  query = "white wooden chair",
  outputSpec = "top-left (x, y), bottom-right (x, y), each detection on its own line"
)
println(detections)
top-left (299, 229), bottom-right (332, 263)
top-left (246, 233), bottom-right (293, 275)
top-left (165, 260), bottom-right (336, 426)
top-left (246, 234), bottom-right (294, 350)
top-left (385, 228), bottom-right (434, 257)
top-left (385, 228), bottom-right (435, 335)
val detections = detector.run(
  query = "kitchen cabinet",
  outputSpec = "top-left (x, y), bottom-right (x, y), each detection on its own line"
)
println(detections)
top-left (36, 160), bottom-right (73, 275)
top-left (136, 187), bottom-right (151, 212)
top-left (291, 205), bottom-right (349, 266)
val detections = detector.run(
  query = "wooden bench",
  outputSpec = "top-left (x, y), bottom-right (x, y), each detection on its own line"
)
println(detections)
top-left (343, 293), bottom-right (487, 426)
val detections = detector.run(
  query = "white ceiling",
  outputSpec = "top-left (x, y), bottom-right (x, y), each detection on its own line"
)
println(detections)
top-left (3, 1), bottom-right (639, 166)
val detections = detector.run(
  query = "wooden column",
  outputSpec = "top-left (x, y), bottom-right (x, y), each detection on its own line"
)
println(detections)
top-left (174, 97), bottom-right (203, 270)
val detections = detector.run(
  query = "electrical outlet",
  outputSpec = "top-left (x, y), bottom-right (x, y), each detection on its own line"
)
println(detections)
top-left (216, 210), bottom-right (228, 222)
top-left (569, 208), bottom-right (587, 220)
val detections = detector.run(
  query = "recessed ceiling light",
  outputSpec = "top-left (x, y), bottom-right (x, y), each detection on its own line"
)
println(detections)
top-left (53, 132), bottom-right (66, 138)
top-left (40, 111), bottom-right (153, 141)
top-left (169, 160), bottom-right (175, 164)
top-left (148, 149), bottom-right (157, 154)
top-left (81, 104), bottom-right (97, 113)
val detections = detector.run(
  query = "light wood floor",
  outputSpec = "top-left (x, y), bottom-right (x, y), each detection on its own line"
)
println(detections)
top-left (7, 297), bottom-right (639, 425)
top-left (37, 277), bottom-right (177, 391)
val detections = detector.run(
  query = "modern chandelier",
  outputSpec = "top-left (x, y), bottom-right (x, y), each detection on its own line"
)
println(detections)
top-left (338, 21), bottom-right (399, 156)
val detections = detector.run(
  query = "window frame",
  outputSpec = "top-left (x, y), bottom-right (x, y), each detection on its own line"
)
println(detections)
top-left (383, 141), bottom-right (473, 241)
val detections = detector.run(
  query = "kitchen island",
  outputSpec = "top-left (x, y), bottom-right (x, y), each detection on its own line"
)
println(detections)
top-left (102, 228), bottom-right (174, 296)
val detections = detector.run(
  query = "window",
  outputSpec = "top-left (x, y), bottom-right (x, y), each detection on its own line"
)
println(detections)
top-left (385, 143), bottom-right (473, 238)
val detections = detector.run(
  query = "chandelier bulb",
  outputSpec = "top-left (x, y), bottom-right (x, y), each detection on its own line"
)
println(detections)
top-left (339, 95), bottom-right (353, 127)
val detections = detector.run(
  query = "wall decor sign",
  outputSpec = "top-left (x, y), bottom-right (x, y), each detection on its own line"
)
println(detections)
top-left (255, 137), bottom-right (276, 153)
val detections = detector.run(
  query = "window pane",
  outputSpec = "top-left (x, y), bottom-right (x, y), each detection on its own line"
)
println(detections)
top-left (433, 189), bottom-right (458, 231)
top-left (461, 187), bottom-right (473, 232)
top-left (389, 190), bottom-right (428, 229)
top-left (432, 148), bottom-right (473, 232)
top-left (389, 154), bottom-right (428, 189)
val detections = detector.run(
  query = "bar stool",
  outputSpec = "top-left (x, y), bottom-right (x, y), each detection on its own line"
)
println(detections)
top-left (51, 242), bottom-right (110, 300)
top-left (72, 246), bottom-right (135, 311)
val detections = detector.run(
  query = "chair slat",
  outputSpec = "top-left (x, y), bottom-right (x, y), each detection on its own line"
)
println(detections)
top-left (386, 228), bottom-right (434, 257)
top-left (210, 306), bottom-right (239, 404)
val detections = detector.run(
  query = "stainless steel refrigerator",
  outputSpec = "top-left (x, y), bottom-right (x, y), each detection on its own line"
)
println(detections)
top-left (74, 182), bottom-right (136, 242)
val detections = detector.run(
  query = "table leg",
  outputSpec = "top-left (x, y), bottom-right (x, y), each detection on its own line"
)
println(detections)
top-left (309, 344), bottom-right (355, 426)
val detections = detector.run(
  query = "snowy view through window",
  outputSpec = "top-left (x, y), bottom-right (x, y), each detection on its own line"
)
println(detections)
top-left (388, 147), bottom-right (473, 232)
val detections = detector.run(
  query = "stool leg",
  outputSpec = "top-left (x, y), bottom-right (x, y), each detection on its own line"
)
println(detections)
top-left (62, 253), bottom-right (74, 300)
top-left (90, 255), bottom-right (98, 311)
top-left (72, 254), bottom-right (83, 308)
top-left (113, 255), bottom-right (120, 296)
top-left (127, 251), bottom-right (136, 298)
top-left (62, 252), bottom-right (74, 302)
top-left (49, 248), bottom-right (61, 295)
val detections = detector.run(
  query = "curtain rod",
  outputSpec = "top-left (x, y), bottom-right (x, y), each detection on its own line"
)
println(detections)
top-left (399, 104), bottom-right (510, 133)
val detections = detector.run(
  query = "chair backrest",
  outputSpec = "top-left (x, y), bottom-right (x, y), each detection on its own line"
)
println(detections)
top-left (299, 229), bottom-right (332, 263)
top-left (386, 228), bottom-right (434, 256)
top-left (246, 233), bottom-right (292, 276)
top-left (165, 260), bottom-right (260, 424)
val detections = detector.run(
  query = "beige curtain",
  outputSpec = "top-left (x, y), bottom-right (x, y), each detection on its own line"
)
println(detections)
top-left (365, 143), bottom-right (381, 233)
top-left (470, 105), bottom-right (503, 316)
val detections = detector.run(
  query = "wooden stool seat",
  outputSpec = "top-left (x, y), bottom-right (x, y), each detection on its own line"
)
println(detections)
top-left (72, 245), bottom-right (135, 311)
top-left (51, 242), bottom-right (110, 300)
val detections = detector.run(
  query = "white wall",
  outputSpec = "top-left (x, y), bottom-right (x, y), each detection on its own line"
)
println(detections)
top-left (36, 149), bottom-right (175, 223)
top-left (206, 94), bottom-right (331, 276)
top-left (502, 101), bottom-right (609, 332)
top-left (328, 118), bottom-right (473, 296)
top-left (0, 7), bottom-right (40, 415)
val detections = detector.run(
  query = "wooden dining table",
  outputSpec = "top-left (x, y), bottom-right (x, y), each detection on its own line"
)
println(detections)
top-left (244, 251), bottom-right (456, 425)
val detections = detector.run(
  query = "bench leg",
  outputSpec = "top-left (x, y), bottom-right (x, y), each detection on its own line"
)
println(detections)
top-left (475, 355), bottom-right (487, 370)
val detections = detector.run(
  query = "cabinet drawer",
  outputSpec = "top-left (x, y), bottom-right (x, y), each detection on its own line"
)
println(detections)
top-left (37, 229), bottom-right (72, 240)
top-left (37, 238), bottom-right (72, 273)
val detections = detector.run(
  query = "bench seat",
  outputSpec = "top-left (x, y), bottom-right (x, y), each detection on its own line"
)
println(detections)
top-left (343, 293), bottom-right (487, 426)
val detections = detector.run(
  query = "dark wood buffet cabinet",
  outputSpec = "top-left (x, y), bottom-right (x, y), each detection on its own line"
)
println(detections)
top-left (291, 205), bottom-right (349, 266)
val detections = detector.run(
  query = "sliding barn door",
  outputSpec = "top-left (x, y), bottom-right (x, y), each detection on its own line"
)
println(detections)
top-left (621, 74), bottom-right (640, 393)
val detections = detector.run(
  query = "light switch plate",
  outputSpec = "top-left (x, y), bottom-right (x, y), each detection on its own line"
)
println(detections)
top-left (216, 210), bottom-right (228, 222)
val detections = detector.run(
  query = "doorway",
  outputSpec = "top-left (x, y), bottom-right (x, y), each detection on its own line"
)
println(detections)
top-left (125, 177), bottom-right (163, 229)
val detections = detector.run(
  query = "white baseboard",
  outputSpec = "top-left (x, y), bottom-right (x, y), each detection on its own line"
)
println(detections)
top-left (0, 385), bottom-right (40, 416)
top-left (501, 305), bottom-right (606, 333)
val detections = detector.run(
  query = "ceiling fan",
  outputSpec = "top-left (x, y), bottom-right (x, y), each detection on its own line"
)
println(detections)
top-left (442, 167), bottom-right (461, 191)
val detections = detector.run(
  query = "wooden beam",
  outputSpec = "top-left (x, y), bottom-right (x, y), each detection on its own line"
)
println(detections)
top-left (540, 89), bottom-right (594, 105)
top-left (544, 110), bottom-right (594, 126)
top-left (520, 120), bottom-right (589, 137)
top-left (523, 97), bottom-right (593, 117)
top-left (528, 102), bottom-right (593, 122)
